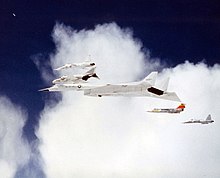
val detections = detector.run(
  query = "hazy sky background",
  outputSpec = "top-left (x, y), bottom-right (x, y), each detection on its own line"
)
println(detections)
top-left (0, 1), bottom-right (220, 177)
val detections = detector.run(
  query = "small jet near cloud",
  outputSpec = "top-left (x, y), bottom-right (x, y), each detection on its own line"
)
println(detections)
top-left (54, 60), bottom-right (95, 71)
top-left (52, 66), bottom-right (99, 84)
top-left (183, 114), bottom-right (214, 124)
top-left (147, 103), bottom-right (185, 114)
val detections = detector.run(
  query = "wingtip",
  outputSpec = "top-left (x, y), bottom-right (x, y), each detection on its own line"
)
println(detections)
top-left (96, 74), bottom-right (100, 80)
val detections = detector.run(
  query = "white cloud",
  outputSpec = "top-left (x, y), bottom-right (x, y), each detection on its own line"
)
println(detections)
top-left (37, 23), bottom-right (220, 178)
top-left (0, 97), bottom-right (31, 178)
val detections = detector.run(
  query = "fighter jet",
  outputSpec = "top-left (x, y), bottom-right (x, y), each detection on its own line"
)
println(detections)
top-left (54, 60), bottom-right (95, 71)
top-left (83, 71), bottom-right (181, 102)
top-left (52, 67), bottom-right (99, 84)
top-left (147, 103), bottom-right (185, 114)
top-left (183, 114), bottom-right (214, 124)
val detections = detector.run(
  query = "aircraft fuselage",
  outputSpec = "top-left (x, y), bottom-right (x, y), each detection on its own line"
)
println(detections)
top-left (183, 120), bottom-right (214, 124)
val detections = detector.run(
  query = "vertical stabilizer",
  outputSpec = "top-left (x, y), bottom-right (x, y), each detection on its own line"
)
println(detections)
top-left (142, 71), bottom-right (158, 85)
top-left (159, 77), bottom-right (170, 91)
top-left (206, 114), bottom-right (212, 121)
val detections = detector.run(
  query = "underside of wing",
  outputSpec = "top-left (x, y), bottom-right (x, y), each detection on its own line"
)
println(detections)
top-left (155, 92), bottom-right (181, 102)
top-left (84, 84), bottom-right (139, 96)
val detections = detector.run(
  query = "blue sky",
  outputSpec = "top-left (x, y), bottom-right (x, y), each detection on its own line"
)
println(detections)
top-left (0, 1), bottom-right (220, 177)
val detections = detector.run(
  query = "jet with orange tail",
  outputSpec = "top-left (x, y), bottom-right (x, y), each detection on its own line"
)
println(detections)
top-left (147, 103), bottom-right (185, 114)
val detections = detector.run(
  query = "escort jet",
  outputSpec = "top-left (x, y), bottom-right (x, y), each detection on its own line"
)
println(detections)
top-left (147, 103), bottom-right (185, 114)
top-left (183, 114), bottom-right (214, 124)
top-left (52, 67), bottom-right (99, 84)
top-left (54, 61), bottom-right (95, 71)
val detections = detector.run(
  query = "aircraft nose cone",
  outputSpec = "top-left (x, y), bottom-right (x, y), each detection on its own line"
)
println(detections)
top-left (52, 79), bottom-right (59, 84)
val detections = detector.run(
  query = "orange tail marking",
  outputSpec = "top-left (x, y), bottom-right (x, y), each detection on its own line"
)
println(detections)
top-left (177, 103), bottom-right (185, 109)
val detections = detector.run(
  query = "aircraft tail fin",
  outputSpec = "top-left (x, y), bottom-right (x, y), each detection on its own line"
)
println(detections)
top-left (158, 77), bottom-right (170, 91)
top-left (142, 71), bottom-right (158, 86)
top-left (176, 103), bottom-right (185, 109)
top-left (82, 73), bottom-right (100, 81)
top-left (92, 73), bottom-right (100, 79)
top-left (206, 114), bottom-right (212, 121)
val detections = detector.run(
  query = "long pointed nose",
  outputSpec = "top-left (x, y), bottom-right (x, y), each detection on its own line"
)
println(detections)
top-left (52, 79), bottom-right (60, 84)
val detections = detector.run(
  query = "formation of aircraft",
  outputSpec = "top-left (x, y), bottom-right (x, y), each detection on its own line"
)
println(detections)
top-left (183, 114), bottom-right (214, 124)
top-left (40, 58), bottom-right (214, 125)
top-left (40, 71), bottom-right (181, 102)
top-left (52, 66), bottom-right (99, 84)
top-left (147, 103), bottom-right (185, 114)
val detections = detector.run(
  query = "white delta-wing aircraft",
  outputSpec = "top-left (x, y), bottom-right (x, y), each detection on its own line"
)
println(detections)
top-left (147, 103), bottom-right (185, 114)
top-left (39, 71), bottom-right (181, 102)
top-left (52, 66), bottom-right (99, 84)
top-left (183, 114), bottom-right (214, 124)
top-left (83, 72), bottom-right (180, 101)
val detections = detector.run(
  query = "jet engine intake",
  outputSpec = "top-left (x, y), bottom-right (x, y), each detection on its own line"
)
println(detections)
top-left (147, 87), bottom-right (164, 96)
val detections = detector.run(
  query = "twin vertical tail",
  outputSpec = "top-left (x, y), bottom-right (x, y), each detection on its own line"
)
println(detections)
top-left (159, 77), bottom-right (170, 91)
top-left (142, 71), bottom-right (158, 86)
top-left (142, 72), bottom-right (170, 91)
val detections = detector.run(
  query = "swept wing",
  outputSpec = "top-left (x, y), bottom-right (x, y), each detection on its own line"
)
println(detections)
top-left (84, 72), bottom-right (181, 102)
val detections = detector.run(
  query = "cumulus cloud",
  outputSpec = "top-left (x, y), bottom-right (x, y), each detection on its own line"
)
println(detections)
top-left (37, 23), bottom-right (220, 178)
top-left (0, 97), bottom-right (30, 178)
